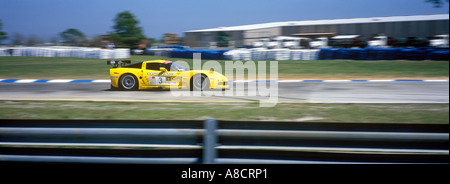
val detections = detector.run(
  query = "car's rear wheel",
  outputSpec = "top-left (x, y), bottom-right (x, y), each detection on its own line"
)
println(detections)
top-left (191, 74), bottom-right (210, 91)
top-left (119, 74), bottom-right (138, 91)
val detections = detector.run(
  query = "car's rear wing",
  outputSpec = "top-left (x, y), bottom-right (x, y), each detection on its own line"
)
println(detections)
top-left (107, 60), bottom-right (131, 68)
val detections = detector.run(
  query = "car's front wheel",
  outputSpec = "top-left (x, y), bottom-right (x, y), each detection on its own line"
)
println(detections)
top-left (191, 74), bottom-right (210, 91)
top-left (119, 74), bottom-right (138, 91)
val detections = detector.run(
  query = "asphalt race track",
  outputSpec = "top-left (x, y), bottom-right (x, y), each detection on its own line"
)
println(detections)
top-left (0, 81), bottom-right (448, 103)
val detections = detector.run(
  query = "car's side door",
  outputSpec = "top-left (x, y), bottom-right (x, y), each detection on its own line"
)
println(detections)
top-left (142, 62), bottom-right (177, 87)
top-left (142, 63), bottom-right (163, 86)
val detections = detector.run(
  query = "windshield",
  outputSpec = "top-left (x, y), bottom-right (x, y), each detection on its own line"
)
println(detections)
top-left (168, 63), bottom-right (189, 71)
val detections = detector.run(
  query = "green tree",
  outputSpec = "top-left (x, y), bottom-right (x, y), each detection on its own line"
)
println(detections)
top-left (59, 28), bottom-right (85, 46)
top-left (25, 35), bottom-right (44, 46)
top-left (426, 0), bottom-right (449, 7)
top-left (0, 19), bottom-right (8, 44)
top-left (11, 33), bottom-right (26, 45)
top-left (110, 11), bottom-right (145, 49)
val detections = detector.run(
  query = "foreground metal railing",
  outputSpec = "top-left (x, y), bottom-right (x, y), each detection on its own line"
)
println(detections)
top-left (0, 119), bottom-right (448, 164)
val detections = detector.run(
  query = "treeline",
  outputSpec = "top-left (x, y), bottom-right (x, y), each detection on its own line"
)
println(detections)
top-left (0, 11), bottom-right (170, 49)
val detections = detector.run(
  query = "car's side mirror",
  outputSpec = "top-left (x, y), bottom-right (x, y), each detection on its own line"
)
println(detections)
top-left (160, 67), bottom-right (168, 72)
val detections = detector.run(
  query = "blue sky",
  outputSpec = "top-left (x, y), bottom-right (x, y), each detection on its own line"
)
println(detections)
top-left (0, 0), bottom-right (448, 41)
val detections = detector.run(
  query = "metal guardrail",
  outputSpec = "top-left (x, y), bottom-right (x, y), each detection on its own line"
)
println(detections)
top-left (0, 119), bottom-right (448, 164)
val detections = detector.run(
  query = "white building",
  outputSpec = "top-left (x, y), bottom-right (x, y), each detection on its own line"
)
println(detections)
top-left (184, 14), bottom-right (449, 48)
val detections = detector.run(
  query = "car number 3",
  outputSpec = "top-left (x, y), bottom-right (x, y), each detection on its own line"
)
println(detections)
top-left (156, 77), bottom-right (165, 85)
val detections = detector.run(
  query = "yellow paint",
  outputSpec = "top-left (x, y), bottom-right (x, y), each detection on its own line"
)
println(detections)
top-left (110, 60), bottom-right (229, 90)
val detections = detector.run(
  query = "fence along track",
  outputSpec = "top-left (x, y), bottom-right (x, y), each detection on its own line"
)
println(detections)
top-left (0, 119), bottom-right (448, 164)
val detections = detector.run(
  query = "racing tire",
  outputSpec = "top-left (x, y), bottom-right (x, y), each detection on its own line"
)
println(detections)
top-left (190, 74), bottom-right (210, 91)
top-left (119, 74), bottom-right (138, 91)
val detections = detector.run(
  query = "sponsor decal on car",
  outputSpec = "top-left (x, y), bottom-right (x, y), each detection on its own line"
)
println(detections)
top-left (147, 72), bottom-right (175, 76)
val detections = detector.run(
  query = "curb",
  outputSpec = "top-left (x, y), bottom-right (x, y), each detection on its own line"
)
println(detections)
top-left (0, 79), bottom-right (449, 84)
top-left (239, 79), bottom-right (450, 83)
top-left (0, 79), bottom-right (110, 83)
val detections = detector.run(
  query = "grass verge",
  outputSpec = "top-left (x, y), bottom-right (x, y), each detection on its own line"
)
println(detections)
top-left (0, 100), bottom-right (448, 124)
top-left (0, 56), bottom-right (448, 79)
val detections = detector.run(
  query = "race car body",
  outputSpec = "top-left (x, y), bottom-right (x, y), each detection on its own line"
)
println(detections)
top-left (108, 60), bottom-right (229, 91)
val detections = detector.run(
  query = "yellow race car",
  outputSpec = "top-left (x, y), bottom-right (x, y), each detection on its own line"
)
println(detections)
top-left (108, 60), bottom-right (229, 91)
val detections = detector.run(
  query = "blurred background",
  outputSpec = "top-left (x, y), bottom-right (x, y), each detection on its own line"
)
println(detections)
top-left (0, 0), bottom-right (448, 166)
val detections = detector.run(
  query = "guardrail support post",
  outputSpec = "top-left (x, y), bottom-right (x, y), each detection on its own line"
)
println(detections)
top-left (203, 119), bottom-right (218, 164)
